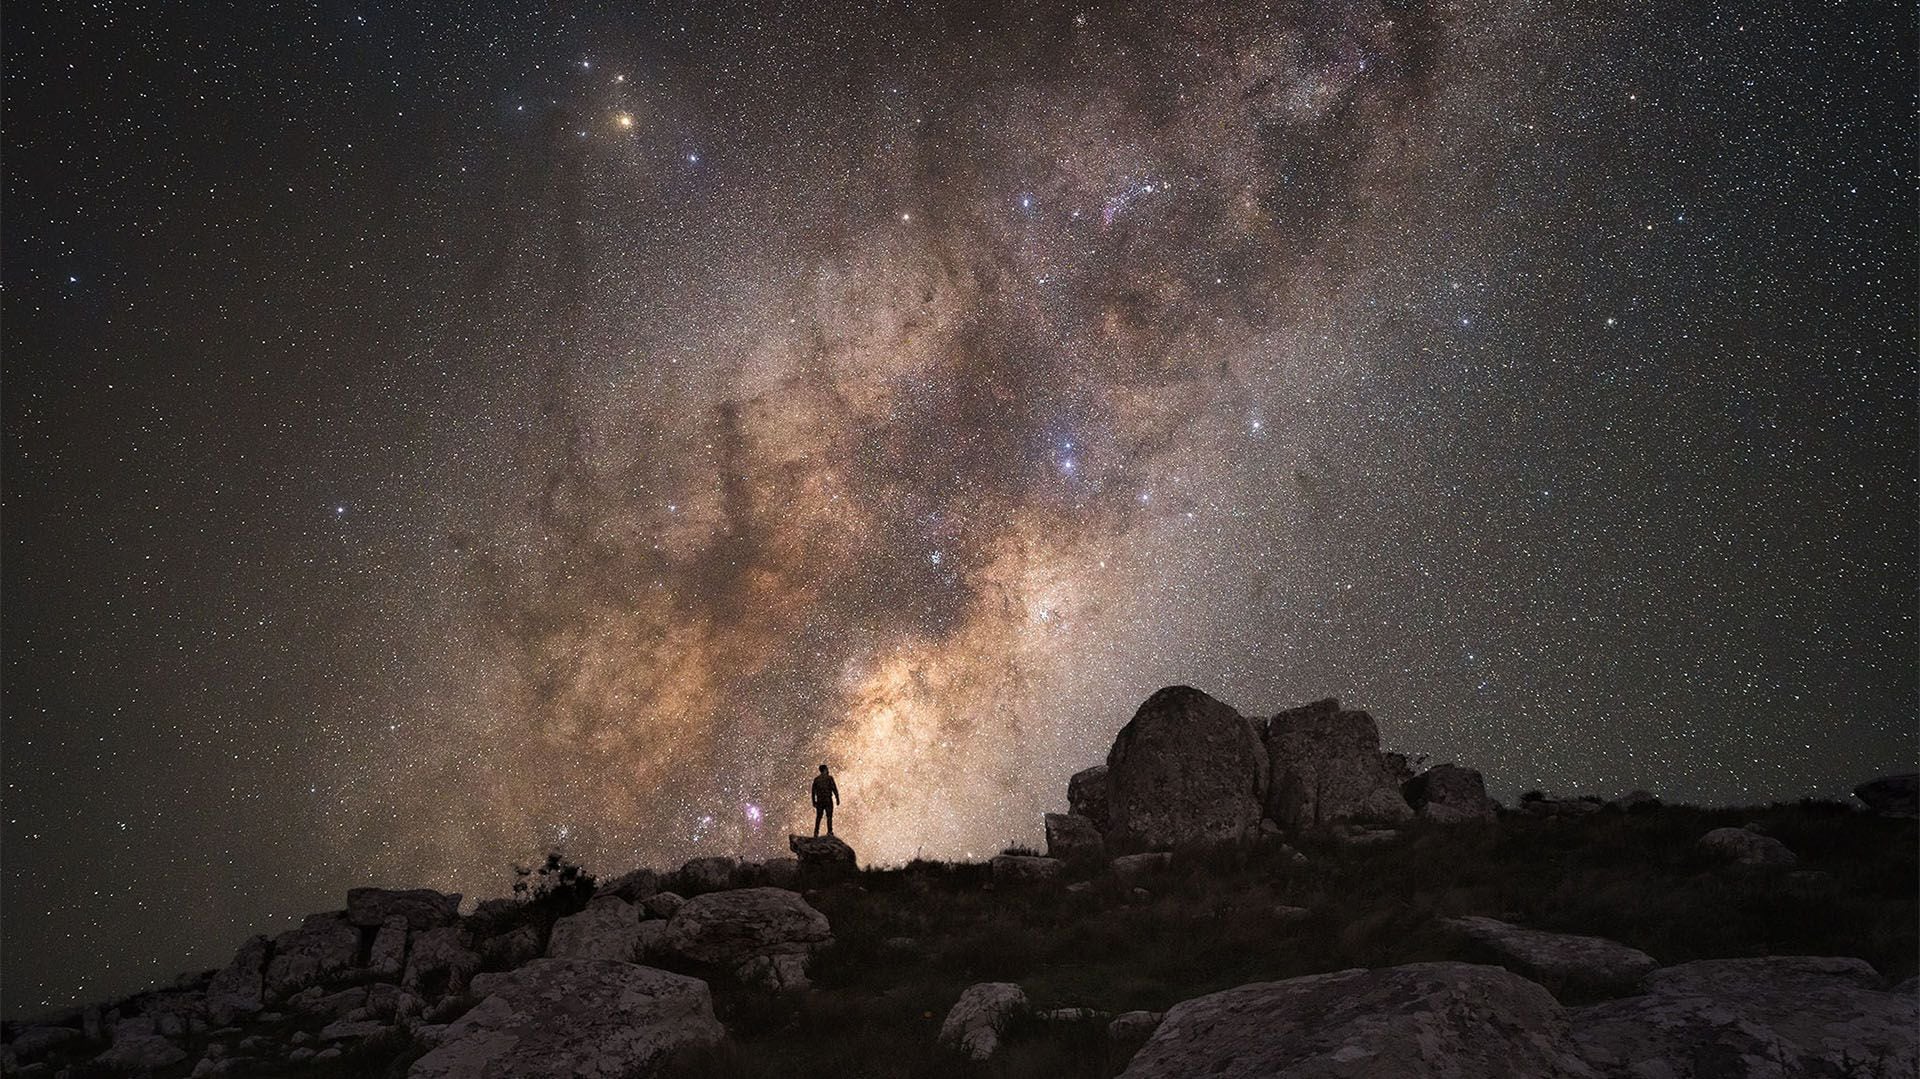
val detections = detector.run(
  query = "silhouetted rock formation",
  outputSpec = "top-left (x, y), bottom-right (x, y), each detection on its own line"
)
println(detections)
top-left (1263, 698), bottom-right (1413, 828)
top-left (1106, 686), bottom-right (1268, 849)
top-left (1404, 763), bottom-right (1498, 823)
top-left (1855, 773), bottom-right (1919, 817)
top-left (788, 833), bottom-right (857, 880)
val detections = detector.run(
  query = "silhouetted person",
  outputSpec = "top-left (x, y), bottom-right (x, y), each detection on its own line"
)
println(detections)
top-left (811, 763), bottom-right (840, 837)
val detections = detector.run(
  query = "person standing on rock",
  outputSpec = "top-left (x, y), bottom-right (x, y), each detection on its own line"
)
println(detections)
top-left (811, 764), bottom-right (841, 837)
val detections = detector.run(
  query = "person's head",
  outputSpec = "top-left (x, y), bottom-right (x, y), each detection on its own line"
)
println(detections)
top-left (819, 763), bottom-right (829, 774)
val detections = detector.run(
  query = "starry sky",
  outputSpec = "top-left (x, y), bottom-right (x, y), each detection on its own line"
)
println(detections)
top-left (3, 0), bottom-right (1914, 1013)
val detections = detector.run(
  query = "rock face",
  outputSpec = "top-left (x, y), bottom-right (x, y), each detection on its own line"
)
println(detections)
top-left (601, 868), bottom-right (661, 902)
top-left (369, 915), bottom-right (409, 978)
top-left (547, 898), bottom-right (642, 962)
top-left (1069, 765), bottom-right (1111, 832)
top-left (1444, 917), bottom-right (1657, 998)
top-left (1264, 698), bottom-right (1413, 829)
top-left (939, 982), bottom-right (1028, 1061)
top-left (1571, 957), bottom-right (1918, 1077)
top-left (95, 1017), bottom-right (188, 1071)
top-left (347, 887), bottom-right (460, 930)
top-left (1404, 764), bottom-right (1499, 823)
top-left (660, 887), bottom-right (832, 970)
top-left (1119, 963), bottom-right (1591, 1079)
top-left (1106, 686), bottom-right (1267, 849)
top-left (991, 854), bottom-right (1066, 885)
top-left (1699, 827), bottom-right (1797, 867)
top-left (407, 959), bottom-right (723, 1079)
top-left (788, 834), bottom-right (857, 879)
top-left (1044, 813), bottom-right (1105, 861)
top-left (1854, 773), bottom-right (1919, 817)
top-left (265, 913), bottom-right (361, 998)
top-left (404, 927), bottom-right (482, 996)
top-left (678, 856), bottom-right (737, 894)
top-left (204, 934), bottom-right (270, 1024)
top-left (1108, 1011), bottom-right (1165, 1071)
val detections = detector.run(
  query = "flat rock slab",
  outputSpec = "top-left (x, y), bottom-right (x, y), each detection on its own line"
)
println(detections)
top-left (939, 982), bottom-right (1028, 1061)
top-left (1444, 916), bottom-right (1657, 998)
top-left (1119, 962), bottom-right (1594, 1078)
top-left (1571, 956), bottom-right (1917, 1078)
top-left (660, 887), bottom-right (831, 967)
top-left (407, 959), bottom-right (722, 1079)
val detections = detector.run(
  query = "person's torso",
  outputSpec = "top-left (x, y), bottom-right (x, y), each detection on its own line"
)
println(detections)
top-left (812, 775), bottom-right (834, 801)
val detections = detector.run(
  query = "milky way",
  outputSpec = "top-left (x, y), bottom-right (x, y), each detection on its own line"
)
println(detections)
top-left (4, 1), bottom-right (1913, 1010)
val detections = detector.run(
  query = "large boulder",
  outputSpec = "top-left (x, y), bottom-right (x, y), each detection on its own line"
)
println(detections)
top-left (1119, 963), bottom-right (1592, 1078)
top-left (547, 898), bottom-right (642, 962)
top-left (1404, 764), bottom-right (1499, 824)
top-left (347, 888), bottom-right (460, 930)
top-left (677, 856), bottom-right (737, 894)
top-left (1570, 956), bottom-right (1917, 1077)
top-left (1699, 827), bottom-right (1797, 867)
top-left (404, 927), bottom-right (482, 997)
top-left (95, 1017), bottom-right (188, 1072)
top-left (265, 913), bottom-right (361, 998)
top-left (788, 834), bottom-right (857, 880)
top-left (601, 868), bottom-right (661, 902)
top-left (1044, 813), bottom-right (1105, 862)
top-left (1854, 773), bottom-right (1919, 817)
top-left (1069, 765), bottom-right (1111, 832)
top-left (1106, 686), bottom-right (1268, 849)
top-left (660, 887), bottom-right (832, 970)
top-left (407, 959), bottom-right (723, 1078)
top-left (368, 914), bottom-right (409, 979)
top-left (938, 982), bottom-right (1028, 1061)
top-left (1264, 698), bottom-right (1412, 829)
top-left (1443, 917), bottom-right (1657, 998)
top-left (991, 854), bottom-right (1066, 886)
top-left (204, 934), bottom-right (270, 1024)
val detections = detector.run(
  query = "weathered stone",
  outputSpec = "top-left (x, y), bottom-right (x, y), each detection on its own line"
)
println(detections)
top-left (677, 856), bottom-right (737, 894)
top-left (403, 926), bottom-right (482, 997)
top-left (1111, 851), bottom-right (1173, 880)
top-left (547, 898), bottom-right (641, 962)
top-left (788, 834), bottom-right (857, 880)
top-left (347, 887), bottom-right (461, 930)
top-left (1119, 963), bottom-right (1591, 1078)
top-left (363, 983), bottom-right (403, 1020)
top-left (660, 887), bottom-right (832, 968)
top-left (991, 854), bottom-right (1066, 886)
top-left (1265, 698), bottom-right (1413, 829)
top-left (303, 985), bottom-right (370, 1018)
top-left (1444, 917), bottom-right (1657, 998)
top-left (1854, 773), bottom-right (1919, 817)
top-left (635, 919), bottom-right (669, 960)
top-left (1404, 764), bottom-right (1499, 824)
top-left (1040, 1007), bottom-right (1103, 1022)
top-left (1699, 826), bottom-right (1797, 867)
top-left (265, 913), bottom-right (361, 998)
top-left (1571, 956), bottom-right (1917, 1077)
top-left (1107, 687), bottom-right (1267, 848)
top-left (1109, 1010), bottom-right (1164, 1071)
top-left (1044, 813), bottom-right (1105, 862)
top-left (96, 1019), bottom-right (188, 1072)
top-left (1069, 765), bottom-right (1111, 833)
top-left (601, 868), bottom-right (660, 902)
top-left (408, 959), bottom-right (723, 1079)
top-left (369, 914), bottom-right (409, 978)
top-left (319, 1018), bottom-right (389, 1042)
top-left (759, 857), bottom-right (801, 889)
top-left (939, 982), bottom-right (1028, 1061)
top-left (204, 935), bottom-right (270, 1024)
top-left (6, 1026), bottom-right (79, 1062)
top-left (641, 892), bottom-right (685, 920)
top-left (736, 952), bottom-right (811, 992)
top-left (479, 924), bottom-right (542, 970)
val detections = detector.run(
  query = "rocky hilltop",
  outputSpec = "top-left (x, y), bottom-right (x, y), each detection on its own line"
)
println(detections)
top-left (4, 687), bottom-right (1915, 1078)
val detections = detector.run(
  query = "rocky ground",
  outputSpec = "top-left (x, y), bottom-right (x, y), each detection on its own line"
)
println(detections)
top-left (4, 688), bottom-right (1915, 1078)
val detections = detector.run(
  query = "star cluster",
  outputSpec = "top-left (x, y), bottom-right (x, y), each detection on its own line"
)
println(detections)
top-left (3, 1), bottom-right (1913, 1011)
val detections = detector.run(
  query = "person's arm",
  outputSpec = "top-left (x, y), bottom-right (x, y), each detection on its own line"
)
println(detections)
top-left (832, 777), bottom-right (841, 804)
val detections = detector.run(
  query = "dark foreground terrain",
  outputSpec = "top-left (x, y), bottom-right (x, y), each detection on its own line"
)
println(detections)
top-left (7, 799), bottom-right (1916, 1078)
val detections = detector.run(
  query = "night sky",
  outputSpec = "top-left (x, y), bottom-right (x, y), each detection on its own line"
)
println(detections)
top-left (3, 0), bottom-right (1914, 1013)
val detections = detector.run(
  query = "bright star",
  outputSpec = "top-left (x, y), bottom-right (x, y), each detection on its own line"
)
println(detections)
top-left (615, 113), bottom-right (634, 129)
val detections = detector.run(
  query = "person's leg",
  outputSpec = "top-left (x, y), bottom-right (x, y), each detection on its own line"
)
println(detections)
top-left (825, 803), bottom-right (834, 835)
top-left (814, 805), bottom-right (823, 837)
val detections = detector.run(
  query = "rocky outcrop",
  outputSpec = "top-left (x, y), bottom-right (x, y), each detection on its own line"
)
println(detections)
top-left (642, 892), bottom-right (685, 920)
top-left (1443, 917), bottom-right (1657, 997)
top-left (264, 913), bottom-right (361, 998)
top-left (1699, 827), bottom-right (1797, 867)
top-left (1854, 773), bottom-right (1919, 817)
top-left (601, 868), bottom-right (661, 902)
top-left (1119, 962), bottom-right (1591, 1078)
top-left (1111, 851), bottom-right (1173, 880)
top-left (1404, 764), bottom-right (1498, 823)
top-left (1107, 687), bottom-right (1267, 849)
top-left (1571, 956), bottom-right (1917, 1077)
top-left (95, 1016), bottom-right (188, 1072)
top-left (204, 934), bottom-right (270, 1024)
top-left (660, 887), bottom-right (832, 982)
top-left (939, 982), bottom-right (1028, 1061)
top-left (547, 897), bottom-right (642, 962)
top-left (991, 854), bottom-right (1065, 885)
top-left (1108, 1010), bottom-right (1164, 1071)
top-left (1069, 765), bottom-right (1111, 832)
top-left (788, 834), bottom-right (857, 880)
top-left (1264, 698), bottom-right (1412, 829)
top-left (1044, 813), bottom-right (1105, 861)
top-left (347, 887), bottom-right (460, 930)
top-left (408, 959), bottom-right (723, 1078)
top-left (403, 926), bottom-right (482, 996)
top-left (677, 856), bottom-right (737, 894)
top-left (368, 914), bottom-right (409, 978)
